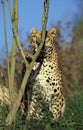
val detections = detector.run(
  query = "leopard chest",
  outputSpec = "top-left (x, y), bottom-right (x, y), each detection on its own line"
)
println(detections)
top-left (35, 57), bottom-right (63, 100)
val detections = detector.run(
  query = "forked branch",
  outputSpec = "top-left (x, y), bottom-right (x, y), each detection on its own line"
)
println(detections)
top-left (5, 0), bottom-right (50, 125)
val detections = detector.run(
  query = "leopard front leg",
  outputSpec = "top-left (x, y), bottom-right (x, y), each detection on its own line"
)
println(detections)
top-left (49, 93), bottom-right (65, 119)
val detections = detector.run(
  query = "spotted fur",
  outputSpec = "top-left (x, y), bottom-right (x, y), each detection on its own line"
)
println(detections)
top-left (28, 28), bottom-right (65, 119)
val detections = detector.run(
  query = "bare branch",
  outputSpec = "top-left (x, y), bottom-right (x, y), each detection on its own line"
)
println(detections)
top-left (1, 0), bottom-right (10, 87)
top-left (5, 0), bottom-right (50, 125)
top-left (12, 28), bottom-right (28, 66)
top-left (7, 0), bottom-right (13, 18)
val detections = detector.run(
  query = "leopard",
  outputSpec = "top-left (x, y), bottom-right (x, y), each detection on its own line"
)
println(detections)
top-left (0, 85), bottom-right (10, 106)
top-left (0, 71), bottom-right (10, 106)
top-left (27, 28), bottom-right (65, 120)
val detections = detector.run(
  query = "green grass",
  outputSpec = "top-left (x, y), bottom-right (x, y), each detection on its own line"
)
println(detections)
top-left (0, 88), bottom-right (83, 130)
top-left (56, 88), bottom-right (83, 130)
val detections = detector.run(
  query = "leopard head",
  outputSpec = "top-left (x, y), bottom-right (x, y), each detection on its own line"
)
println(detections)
top-left (31, 28), bottom-right (56, 52)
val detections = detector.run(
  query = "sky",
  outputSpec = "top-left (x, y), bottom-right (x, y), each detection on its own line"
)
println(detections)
top-left (0, 0), bottom-right (82, 58)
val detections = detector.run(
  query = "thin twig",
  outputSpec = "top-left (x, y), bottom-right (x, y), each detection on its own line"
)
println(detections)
top-left (1, 0), bottom-right (10, 89)
top-left (7, 0), bottom-right (13, 18)
top-left (12, 28), bottom-right (28, 65)
top-left (60, 122), bottom-right (83, 127)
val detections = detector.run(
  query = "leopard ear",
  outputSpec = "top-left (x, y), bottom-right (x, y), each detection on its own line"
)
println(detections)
top-left (49, 28), bottom-right (56, 33)
top-left (31, 28), bottom-right (37, 33)
top-left (47, 28), bottom-right (56, 37)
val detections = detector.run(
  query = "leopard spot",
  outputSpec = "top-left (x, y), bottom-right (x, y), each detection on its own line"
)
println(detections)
top-left (54, 89), bottom-right (57, 93)
top-left (52, 82), bottom-right (55, 86)
top-left (46, 79), bottom-right (49, 82)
